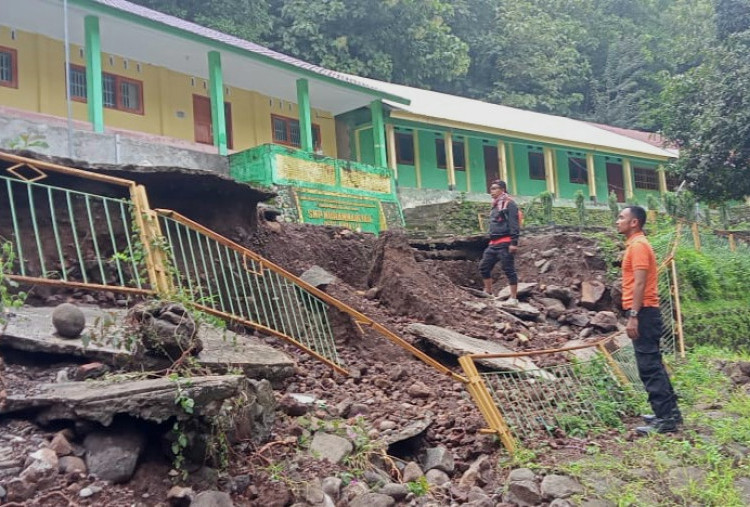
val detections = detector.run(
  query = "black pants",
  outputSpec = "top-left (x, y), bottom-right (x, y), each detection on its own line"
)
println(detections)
top-left (479, 243), bottom-right (517, 284)
top-left (633, 307), bottom-right (681, 420)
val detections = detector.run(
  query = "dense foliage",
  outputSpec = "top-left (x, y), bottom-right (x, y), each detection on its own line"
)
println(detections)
top-left (133, 0), bottom-right (716, 129)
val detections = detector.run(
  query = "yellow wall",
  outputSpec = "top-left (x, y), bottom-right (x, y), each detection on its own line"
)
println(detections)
top-left (0, 27), bottom-right (338, 156)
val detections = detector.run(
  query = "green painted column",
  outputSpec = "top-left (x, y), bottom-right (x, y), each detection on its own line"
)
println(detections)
top-left (370, 100), bottom-right (387, 167)
top-left (84, 16), bottom-right (104, 133)
top-left (296, 78), bottom-right (313, 152)
top-left (207, 51), bottom-right (227, 155)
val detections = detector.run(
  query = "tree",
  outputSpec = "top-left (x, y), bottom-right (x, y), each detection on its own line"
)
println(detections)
top-left (131, 0), bottom-right (273, 43)
top-left (266, 0), bottom-right (470, 86)
top-left (659, 31), bottom-right (750, 201)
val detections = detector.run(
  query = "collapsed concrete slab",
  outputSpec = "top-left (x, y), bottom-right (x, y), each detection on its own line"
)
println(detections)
top-left (406, 323), bottom-right (554, 380)
top-left (1, 374), bottom-right (246, 425)
top-left (1, 306), bottom-right (295, 383)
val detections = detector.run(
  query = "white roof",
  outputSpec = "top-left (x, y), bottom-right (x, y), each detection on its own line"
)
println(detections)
top-left (350, 77), bottom-right (676, 160)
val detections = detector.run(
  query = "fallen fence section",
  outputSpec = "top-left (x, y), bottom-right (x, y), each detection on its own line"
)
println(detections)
top-left (459, 338), bottom-right (644, 453)
top-left (0, 151), bottom-right (463, 381)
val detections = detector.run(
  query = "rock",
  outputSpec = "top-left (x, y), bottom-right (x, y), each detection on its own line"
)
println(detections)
top-left (84, 429), bottom-right (145, 484)
top-left (302, 480), bottom-right (328, 505)
top-left (580, 500), bottom-right (616, 507)
top-left (5, 478), bottom-right (36, 502)
top-left (300, 266), bottom-right (338, 289)
top-left (52, 303), bottom-right (86, 338)
top-left (407, 381), bottom-right (431, 399)
top-left (363, 468), bottom-right (391, 488)
top-left (192, 490), bottom-right (234, 507)
top-left (129, 302), bottom-right (202, 361)
top-left (541, 474), bottom-right (584, 499)
top-left (497, 283), bottom-right (537, 300)
top-left (534, 259), bottom-right (547, 268)
top-left (379, 483), bottom-right (408, 501)
top-left (365, 287), bottom-right (381, 300)
top-left (564, 313), bottom-right (590, 328)
top-left (505, 480), bottom-right (542, 506)
top-left (667, 466), bottom-right (706, 491)
top-left (349, 492), bottom-right (395, 507)
top-left (544, 285), bottom-right (573, 305)
top-left (580, 281), bottom-right (607, 310)
top-left (167, 486), bottom-right (195, 507)
top-left (309, 433), bottom-right (353, 464)
top-left (278, 393), bottom-right (313, 416)
top-left (341, 481), bottom-right (370, 504)
top-left (540, 260), bottom-right (553, 273)
top-left (549, 499), bottom-right (576, 507)
top-left (425, 468), bottom-right (450, 486)
top-left (459, 455), bottom-right (491, 489)
top-left (495, 301), bottom-right (541, 321)
top-left (590, 311), bottom-right (619, 332)
top-left (406, 323), bottom-right (553, 379)
top-left (508, 468), bottom-right (537, 482)
top-left (79, 485), bottom-right (102, 498)
top-left (463, 301), bottom-right (488, 312)
top-left (72, 362), bottom-right (109, 381)
top-left (49, 431), bottom-right (74, 456)
top-left (539, 298), bottom-right (566, 319)
top-left (381, 418), bottom-right (432, 446)
top-left (348, 403), bottom-right (369, 417)
top-left (421, 446), bottom-right (454, 474)
top-left (402, 461), bottom-right (424, 483)
top-left (23, 448), bottom-right (58, 482)
top-left (541, 248), bottom-right (560, 258)
top-left (467, 487), bottom-right (493, 507)
top-left (59, 456), bottom-right (87, 474)
top-left (735, 477), bottom-right (750, 505)
top-left (322, 476), bottom-right (342, 499)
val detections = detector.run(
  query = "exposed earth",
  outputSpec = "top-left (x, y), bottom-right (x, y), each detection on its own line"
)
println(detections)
top-left (3, 215), bottom-right (746, 507)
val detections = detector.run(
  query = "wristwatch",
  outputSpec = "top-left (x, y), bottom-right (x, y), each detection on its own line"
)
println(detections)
top-left (627, 309), bottom-right (639, 318)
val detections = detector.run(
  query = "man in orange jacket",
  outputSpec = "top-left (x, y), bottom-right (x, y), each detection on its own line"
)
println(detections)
top-left (617, 205), bottom-right (682, 434)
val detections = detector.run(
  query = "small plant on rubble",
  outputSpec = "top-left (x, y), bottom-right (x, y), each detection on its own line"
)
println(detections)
top-left (406, 476), bottom-right (430, 496)
top-left (168, 373), bottom-right (195, 480)
top-left (0, 241), bottom-right (27, 324)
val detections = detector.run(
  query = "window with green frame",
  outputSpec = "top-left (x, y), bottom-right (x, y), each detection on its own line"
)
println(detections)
top-left (568, 154), bottom-right (588, 184)
top-left (528, 147), bottom-right (545, 180)
top-left (436, 137), bottom-right (465, 170)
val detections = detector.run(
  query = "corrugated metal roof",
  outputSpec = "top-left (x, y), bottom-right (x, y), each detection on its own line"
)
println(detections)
top-left (84, 0), bottom-right (407, 102)
top-left (350, 77), bottom-right (676, 160)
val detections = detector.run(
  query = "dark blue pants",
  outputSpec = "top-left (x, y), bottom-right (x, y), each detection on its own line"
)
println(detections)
top-left (634, 307), bottom-right (681, 420)
top-left (479, 243), bottom-right (517, 284)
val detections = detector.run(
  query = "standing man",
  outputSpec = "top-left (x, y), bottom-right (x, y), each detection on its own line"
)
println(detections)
top-left (616, 206), bottom-right (682, 435)
top-left (480, 180), bottom-right (520, 305)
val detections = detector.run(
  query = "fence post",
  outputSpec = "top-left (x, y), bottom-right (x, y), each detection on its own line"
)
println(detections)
top-left (129, 185), bottom-right (172, 296)
top-left (691, 222), bottom-right (701, 251)
top-left (669, 259), bottom-right (686, 359)
top-left (458, 356), bottom-right (516, 454)
top-left (729, 233), bottom-right (736, 252)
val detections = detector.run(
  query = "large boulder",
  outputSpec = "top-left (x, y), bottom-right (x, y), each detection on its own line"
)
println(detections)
top-left (580, 281), bottom-right (608, 310)
top-left (52, 303), bottom-right (86, 338)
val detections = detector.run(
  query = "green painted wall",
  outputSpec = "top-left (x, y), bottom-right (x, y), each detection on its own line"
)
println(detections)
top-left (417, 130), bottom-right (448, 189)
top-left (556, 149), bottom-right (589, 199)
top-left (358, 127), bottom-right (375, 165)
top-left (510, 143), bottom-right (547, 197)
top-left (468, 137), bottom-right (488, 192)
top-left (594, 154), bottom-right (611, 202)
top-left (631, 161), bottom-right (662, 204)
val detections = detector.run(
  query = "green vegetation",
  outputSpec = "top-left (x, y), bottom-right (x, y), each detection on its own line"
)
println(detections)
top-left (0, 241), bottom-right (27, 324)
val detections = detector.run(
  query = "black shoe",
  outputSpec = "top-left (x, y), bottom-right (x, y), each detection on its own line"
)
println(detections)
top-left (636, 418), bottom-right (679, 435)
top-left (642, 413), bottom-right (683, 425)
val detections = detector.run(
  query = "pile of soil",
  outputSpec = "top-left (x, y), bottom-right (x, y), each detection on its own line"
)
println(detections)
top-left (0, 218), bottom-right (625, 506)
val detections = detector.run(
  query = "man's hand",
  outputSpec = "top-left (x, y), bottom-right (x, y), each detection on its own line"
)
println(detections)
top-left (509, 245), bottom-right (518, 254)
top-left (626, 316), bottom-right (639, 340)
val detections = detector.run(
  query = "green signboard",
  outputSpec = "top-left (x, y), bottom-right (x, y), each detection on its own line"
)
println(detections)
top-left (296, 189), bottom-right (385, 235)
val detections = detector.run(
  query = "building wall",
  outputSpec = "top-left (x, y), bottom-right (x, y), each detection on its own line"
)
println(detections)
top-left (0, 27), bottom-right (338, 156)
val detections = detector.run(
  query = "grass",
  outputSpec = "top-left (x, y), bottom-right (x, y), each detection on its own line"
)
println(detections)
top-left (528, 346), bottom-right (750, 506)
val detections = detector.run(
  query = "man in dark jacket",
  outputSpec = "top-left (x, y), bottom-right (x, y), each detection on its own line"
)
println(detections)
top-left (479, 180), bottom-right (520, 303)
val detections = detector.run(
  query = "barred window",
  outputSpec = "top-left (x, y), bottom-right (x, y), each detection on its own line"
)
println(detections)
top-left (0, 47), bottom-right (17, 88)
top-left (436, 138), bottom-right (465, 171)
top-left (528, 151), bottom-right (545, 180)
top-left (395, 132), bottom-right (414, 164)
top-left (569, 156), bottom-right (588, 184)
top-left (68, 65), bottom-right (87, 100)
top-left (271, 114), bottom-right (321, 150)
top-left (634, 166), bottom-right (659, 190)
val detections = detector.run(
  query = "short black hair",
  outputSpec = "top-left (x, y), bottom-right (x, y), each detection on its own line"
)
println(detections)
top-left (624, 205), bottom-right (647, 229)
top-left (491, 179), bottom-right (507, 190)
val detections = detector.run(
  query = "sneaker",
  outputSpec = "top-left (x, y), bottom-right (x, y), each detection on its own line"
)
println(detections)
top-left (643, 412), bottom-right (684, 425)
top-left (505, 297), bottom-right (519, 307)
top-left (635, 418), bottom-right (679, 435)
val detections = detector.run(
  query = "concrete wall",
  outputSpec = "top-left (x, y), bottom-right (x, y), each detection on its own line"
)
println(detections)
top-left (0, 113), bottom-right (229, 174)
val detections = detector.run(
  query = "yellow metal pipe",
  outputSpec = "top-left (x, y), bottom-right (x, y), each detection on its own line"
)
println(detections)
top-left (0, 151), bottom-right (137, 187)
top-left (5, 275), bottom-right (155, 295)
